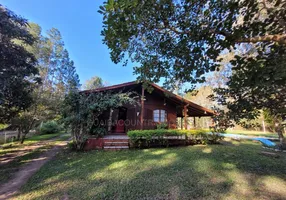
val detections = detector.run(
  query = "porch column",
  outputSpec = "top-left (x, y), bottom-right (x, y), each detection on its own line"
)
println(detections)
top-left (194, 117), bottom-right (196, 128)
top-left (184, 105), bottom-right (187, 130)
top-left (140, 86), bottom-right (144, 130)
top-left (108, 108), bottom-right (113, 133)
top-left (181, 117), bottom-right (183, 130)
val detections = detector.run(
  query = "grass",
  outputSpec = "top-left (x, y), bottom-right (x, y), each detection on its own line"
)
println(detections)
top-left (15, 140), bottom-right (286, 200)
top-left (0, 132), bottom-right (70, 185)
top-left (225, 129), bottom-right (278, 138)
top-left (0, 145), bottom-right (53, 185)
top-left (0, 132), bottom-right (63, 152)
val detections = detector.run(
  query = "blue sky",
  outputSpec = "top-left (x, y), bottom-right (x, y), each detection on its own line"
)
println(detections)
top-left (0, 0), bottom-right (137, 85)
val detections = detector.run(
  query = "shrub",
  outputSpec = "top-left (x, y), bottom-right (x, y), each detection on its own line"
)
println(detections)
top-left (0, 124), bottom-right (8, 131)
top-left (90, 127), bottom-right (107, 137)
top-left (156, 122), bottom-right (168, 129)
top-left (67, 140), bottom-right (76, 150)
top-left (39, 121), bottom-right (61, 135)
top-left (127, 129), bottom-right (223, 148)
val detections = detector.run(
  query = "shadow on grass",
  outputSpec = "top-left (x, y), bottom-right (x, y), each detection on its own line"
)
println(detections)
top-left (0, 146), bottom-right (51, 185)
top-left (15, 141), bottom-right (286, 200)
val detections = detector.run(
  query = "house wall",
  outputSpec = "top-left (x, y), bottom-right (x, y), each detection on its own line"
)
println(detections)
top-left (124, 91), bottom-right (178, 131)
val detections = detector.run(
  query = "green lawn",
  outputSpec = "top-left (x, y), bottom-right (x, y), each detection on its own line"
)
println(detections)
top-left (15, 140), bottom-right (286, 200)
top-left (0, 145), bottom-right (53, 185)
top-left (0, 132), bottom-right (70, 185)
top-left (225, 129), bottom-right (278, 138)
top-left (0, 132), bottom-right (63, 152)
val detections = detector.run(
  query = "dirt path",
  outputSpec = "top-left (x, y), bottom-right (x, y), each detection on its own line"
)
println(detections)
top-left (0, 136), bottom-right (62, 164)
top-left (0, 141), bottom-right (67, 200)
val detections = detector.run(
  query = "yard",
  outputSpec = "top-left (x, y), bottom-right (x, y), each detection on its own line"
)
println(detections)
top-left (14, 140), bottom-right (286, 200)
top-left (0, 132), bottom-right (70, 185)
top-left (225, 130), bottom-right (278, 138)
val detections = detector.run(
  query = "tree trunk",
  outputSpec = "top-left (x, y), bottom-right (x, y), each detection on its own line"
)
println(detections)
top-left (17, 128), bottom-right (21, 141)
top-left (20, 130), bottom-right (30, 144)
top-left (275, 122), bottom-right (286, 150)
top-left (277, 131), bottom-right (286, 150)
top-left (20, 133), bottom-right (26, 144)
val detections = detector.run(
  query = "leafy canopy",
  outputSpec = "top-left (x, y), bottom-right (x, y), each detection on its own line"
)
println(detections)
top-left (100, 0), bottom-right (285, 89)
top-left (82, 76), bottom-right (104, 90)
top-left (100, 0), bottom-right (286, 132)
top-left (9, 21), bottom-right (80, 143)
top-left (62, 90), bottom-right (136, 150)
top-left (0, 5), bottom-right (40, 123)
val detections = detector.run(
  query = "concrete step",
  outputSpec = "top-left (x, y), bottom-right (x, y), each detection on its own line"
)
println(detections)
top-left (103, 139), bottom-right (129, 143)
top-left (104, 146), bottom-right (129, 150)
top-left (104, 142), bottom-right (129, 146)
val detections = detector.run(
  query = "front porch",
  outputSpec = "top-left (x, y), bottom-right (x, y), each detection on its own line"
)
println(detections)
top-left (84, 134), bottom-right (129, 151)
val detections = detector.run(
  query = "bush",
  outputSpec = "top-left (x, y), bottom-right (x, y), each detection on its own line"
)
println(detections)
top-left (156, 122), bottom-right (168, 129)
top-left (127, 129), bottom-right (223, 148)
top-left (39, 121), bottom-right (61, 135)
top-left (90, 127), bottom-right (107, 137)
top-left (0, 124), bottom-right (8, 131)
top-left (67, 140), bottom-right (76, 150)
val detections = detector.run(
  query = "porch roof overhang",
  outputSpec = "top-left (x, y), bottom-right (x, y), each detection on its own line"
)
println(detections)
top-left (80, 81), bottom-right (215, 117)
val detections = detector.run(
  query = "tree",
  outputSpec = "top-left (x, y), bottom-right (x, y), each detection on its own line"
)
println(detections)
top-left (185, 86), bottom-right (214, 109)
top-left (0, 5), bottom-right (39, 123)
top-left (214, 45), bottom-right (286, 148)
top-left (11, 22), bottom-right (80, 143)
top-left (100, 0), bottom-right (286, 148)
top-left (100, 0), bottom-right (285, 88)
top-left (82, 76), bottom-right (104, 90)
top-left (62, 90), bottom-right (136, 150)
top-left (24, 24), bottom-right (80, 120)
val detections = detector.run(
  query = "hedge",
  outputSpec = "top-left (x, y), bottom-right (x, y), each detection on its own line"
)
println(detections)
top-left (127, 129), bottom-right (223, 148)
top-left (39, 121), bottom-right (62, 135)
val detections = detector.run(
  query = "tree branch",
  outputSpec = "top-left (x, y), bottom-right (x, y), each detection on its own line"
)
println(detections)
top-left (236, 34), bottom-right (286, 45)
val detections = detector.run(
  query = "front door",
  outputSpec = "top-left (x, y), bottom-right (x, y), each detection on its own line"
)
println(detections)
top-left (114, 107), bottom-right (127, 133)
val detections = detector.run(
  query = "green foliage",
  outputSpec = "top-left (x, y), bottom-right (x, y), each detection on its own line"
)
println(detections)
top-left (39, 121), bottom-right (61, 135)
top-left (0, 5), bottom-right (39, 123)
top-left (128, 129), bottom-right (222, 148)
top-left (100, 0), bottom-right (285, 90)
top-left (15, 140), bottom-right (286, 200)
top-left (67, 140), bottom-right (76, 150)
top-left (210, 107), bottom-right (234, 132)
top-left (11, 112), bottom-right (38, 143)
top-left (100, 0), bottom-right (286, 146)
top-left (213, 46), bottom-right (286, 148)
top-left (90, 127), bottom-right (107, 137)
top-left (8, 21), bottom-right (80, 143)
top-left (82, 76), bottom-right (104, 90)
top-left (62, 90), bottom-right (136, 150)
top-left (128, 129), bottom-right (187, 138)
top-left (0, 124), bottom-right (8, 130)
top-left (156, 122), bottom-right (168, 129)
top-left (25, 24), bottom-right (80, 121)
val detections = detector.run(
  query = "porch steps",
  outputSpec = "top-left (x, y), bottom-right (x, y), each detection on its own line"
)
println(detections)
top-left (104, 142), bottom-right (129, 146)
top-left (104, 139), bottom-right (129, 142)
top-left (103, 138), bottom-right (129, 150)
top-left (104, 146), bottom-right (129, 150)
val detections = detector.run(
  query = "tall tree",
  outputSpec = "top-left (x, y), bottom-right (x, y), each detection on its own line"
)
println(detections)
top-left (100, 0), bottom-right (285, 88)
top-left (185, 86), bottom-right (214, 109)
top-left (24, 25), bottom-right (80, 120)
top-left (100, 0), bottom-right (286, 148)
top-left (214, 45), bottom-right (286, 148)
top-left (0, 5), bottom-right (40, 123)
top-left (11, 22), bottom-right (80, 143)
top-left (82, 76), bottom-right (104, 90)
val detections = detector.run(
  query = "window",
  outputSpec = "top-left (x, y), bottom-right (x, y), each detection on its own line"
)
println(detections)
top-left (153, 109), bottom-right (167, 122)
